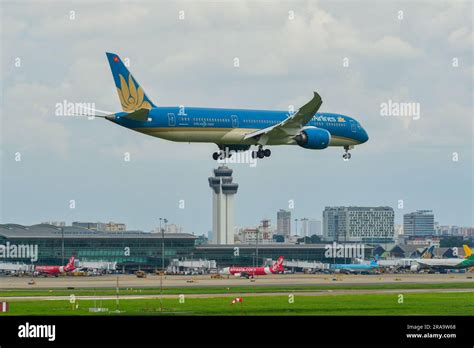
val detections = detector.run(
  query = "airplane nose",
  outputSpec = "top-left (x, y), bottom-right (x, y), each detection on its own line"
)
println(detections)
top-left (360, 129), bottom-right (369, 144)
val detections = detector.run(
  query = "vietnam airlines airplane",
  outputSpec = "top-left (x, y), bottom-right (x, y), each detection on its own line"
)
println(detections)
top-left (87, 53), bottom-right (369, 160)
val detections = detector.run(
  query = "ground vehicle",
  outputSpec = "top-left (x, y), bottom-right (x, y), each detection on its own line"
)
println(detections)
top-left (135, 271), bottom-right (147, 278)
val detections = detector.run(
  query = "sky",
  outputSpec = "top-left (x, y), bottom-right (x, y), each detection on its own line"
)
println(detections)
top-left (1, 0), bottom-right (472, 234)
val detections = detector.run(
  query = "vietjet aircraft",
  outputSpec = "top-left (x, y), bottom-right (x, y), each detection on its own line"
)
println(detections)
top-left (414, 245), bottom-right (474, 270)
top-left (35, 256), bottom-right (76, 276)
top-left (220, 256), bottom-right (284, 278)
top-left (88, 52), bottom-right (369, 160)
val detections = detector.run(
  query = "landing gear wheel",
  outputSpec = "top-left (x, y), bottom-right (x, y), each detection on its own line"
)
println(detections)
top-left (212, 152), bottom-right (219, 160)
top-left (343, 146), bottom-right (351, 160)
top-left (264, 149), bottom-right (271, 157)
top-left (251, 151), bottom-right (258, 159)
top-left (257, 150), bottom-right (265, 159)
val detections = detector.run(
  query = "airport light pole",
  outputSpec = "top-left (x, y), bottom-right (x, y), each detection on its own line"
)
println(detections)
top-left (159, 217), bottom-right (167, 312)
top-left (255, 228), bottom-right (259, 279)
top-left (61, 227), bottom-right (64, 265)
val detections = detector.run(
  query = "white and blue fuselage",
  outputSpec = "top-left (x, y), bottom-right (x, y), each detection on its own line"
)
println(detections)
top-left (110, 108), bottom-right (369, 148)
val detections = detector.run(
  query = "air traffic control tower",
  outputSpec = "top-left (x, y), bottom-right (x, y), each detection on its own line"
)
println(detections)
top-left (208, 166), bottom-right (238, 244)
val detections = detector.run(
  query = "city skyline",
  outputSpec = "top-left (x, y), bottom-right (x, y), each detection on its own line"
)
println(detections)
top-left (6, 204), bottom-right (473, 236)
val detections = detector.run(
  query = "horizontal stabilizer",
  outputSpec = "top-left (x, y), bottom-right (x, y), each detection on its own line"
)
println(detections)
top-left (122, 108), bottom-right (149, 122)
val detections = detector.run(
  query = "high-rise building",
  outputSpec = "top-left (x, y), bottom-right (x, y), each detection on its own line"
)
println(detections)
top-left (309, 219), bottom-right (322, 236)
top-left (300, 218), bottom-right (322, 237)
top-left (208, 166), bottom-right (238, 245)
top-left (276, 209), bottom-right (291, 237)
top-left (403, 210), bottom-right (435, 236)
top-left (300, 218), bottom-right (309, 237)
top-left (323, 206), bottom-right (394, 243)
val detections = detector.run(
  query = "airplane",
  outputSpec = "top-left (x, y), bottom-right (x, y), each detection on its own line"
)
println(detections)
top-left (82, 52), bottom-right (369, 160)
top-left (402, 245), bottom-right (436, 271)
top-left (35, 256), bottom-right (76, 276)
top-left (220, 256), bottom-right (284, 278)
top-left (413, 245), bottom-right (474, 271)
top-left (329, 255), bottom-right (380, 273)
top-left (367, 245), bottom-right (436, 270)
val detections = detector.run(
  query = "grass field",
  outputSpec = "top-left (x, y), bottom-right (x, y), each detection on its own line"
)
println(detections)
top-left (1, 292), bottom-right (473, 316)
top-left (0, 282), bottom-right (473, 297)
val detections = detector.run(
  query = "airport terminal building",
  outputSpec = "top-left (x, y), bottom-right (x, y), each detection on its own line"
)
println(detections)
top-left (0, 224), bottom-right (196, 272)
top-left (0, 224), bottom-right (373, 271)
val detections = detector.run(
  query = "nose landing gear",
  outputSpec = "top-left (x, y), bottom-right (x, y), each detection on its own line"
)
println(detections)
top-left (343, 146), bottom-right (352, 160)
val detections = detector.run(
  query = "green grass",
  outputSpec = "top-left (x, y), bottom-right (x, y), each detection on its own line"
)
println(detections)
top-left (1, 292), bottom-right (473, 316)
top-left (0, 282), bottom-right (473, 298)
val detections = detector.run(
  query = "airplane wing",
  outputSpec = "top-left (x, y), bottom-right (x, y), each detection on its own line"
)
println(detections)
top-left (243, 92), bottom-right (322, 145)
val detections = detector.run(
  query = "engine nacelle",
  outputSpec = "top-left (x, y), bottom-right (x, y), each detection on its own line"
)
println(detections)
top-left (294, 127), bottom-right (331, 150)
top-left (410, 264), bottom-right (420, 272)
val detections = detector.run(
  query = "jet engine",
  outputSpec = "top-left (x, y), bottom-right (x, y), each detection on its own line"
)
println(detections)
top-left (294, 127), bottom-right (331, 149)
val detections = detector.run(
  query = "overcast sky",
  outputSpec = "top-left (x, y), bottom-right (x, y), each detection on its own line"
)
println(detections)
top-left (1, 0), bottom-right (472, 234)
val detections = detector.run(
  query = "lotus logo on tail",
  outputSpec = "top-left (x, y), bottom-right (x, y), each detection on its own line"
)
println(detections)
top-left (117, 74), bottom-right (152, 112)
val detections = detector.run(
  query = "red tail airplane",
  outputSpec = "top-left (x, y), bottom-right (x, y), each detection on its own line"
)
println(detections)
top-left (220, 256), bottom-right (284, 278)
top-left (35, 256), bottom-right (76, 276)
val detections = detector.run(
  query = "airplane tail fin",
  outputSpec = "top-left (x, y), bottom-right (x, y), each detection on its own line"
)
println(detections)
top-left (462, 244), bottom-right (474, 260)
top-left (271, 256), bottom-right (284, 272)
top-left (464, 245), bottom-right (473, 259)
top-left (371, 255), bottom-right (379, 265)
top-left (106, 52), bottom-right (156, 112)
top-left (421, 245), bottom-right (435, 259)
top-left (65, 256), bottom-right (75, 271)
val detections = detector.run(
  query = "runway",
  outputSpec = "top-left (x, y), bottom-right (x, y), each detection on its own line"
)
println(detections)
top-left (2, 287), bottom-right (474, 302)
top-left (1, 273), bottom-right (473, 289)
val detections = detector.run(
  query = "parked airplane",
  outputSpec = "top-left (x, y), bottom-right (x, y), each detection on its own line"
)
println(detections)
top-left (414, 245), bottom-right (474, 270)
top-left (83, 52), bottom-right (369, 160)
top-left (35, 256), bottom-right (76, 276)
top-left (220, 256), bottom-right (284, 278)
top-left (330, 255), bottom-right (380, 273)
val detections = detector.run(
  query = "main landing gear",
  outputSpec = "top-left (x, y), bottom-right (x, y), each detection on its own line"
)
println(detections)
top-left (212, 150), bottom-right (232, 160)
top-left (211, 145), bottom-right (270, 161)
top-left (343, 146), bottom-right (352, 160)
top-left (251, 146), bottom-right (271, 159)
